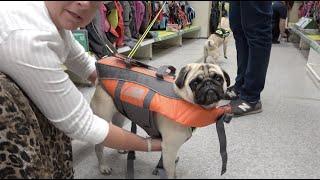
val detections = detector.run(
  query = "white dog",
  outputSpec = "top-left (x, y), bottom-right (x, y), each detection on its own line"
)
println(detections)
top-left (90, 62), bottom-right (230, 178)
top-left (204, 17), bottom-right (232, 64)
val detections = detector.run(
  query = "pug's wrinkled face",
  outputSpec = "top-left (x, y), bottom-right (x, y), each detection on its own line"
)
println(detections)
top-left (173, 63), bottom-right (230, 108)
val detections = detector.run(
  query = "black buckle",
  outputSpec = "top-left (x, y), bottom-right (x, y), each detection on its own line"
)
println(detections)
top-left (156, 65), bottom-right (176, 80)
top-left (221, 113), bottom-right (233, 124)
top-left (124, 57), bottom-right (132, 69)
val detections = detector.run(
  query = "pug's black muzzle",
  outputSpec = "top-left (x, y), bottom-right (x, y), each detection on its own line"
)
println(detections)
top-left (194, 79), bottom-right (224, 105)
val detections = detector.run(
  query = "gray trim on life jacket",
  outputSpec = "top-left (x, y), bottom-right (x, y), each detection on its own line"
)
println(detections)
top-left (113, 80), bottom-right (161, 138)
top-left (114, 80), bottom-right (126, 116)
top-left (96, 62), bottom-right (181, 99)
top-left (144, 90), bottom-right (155, 109)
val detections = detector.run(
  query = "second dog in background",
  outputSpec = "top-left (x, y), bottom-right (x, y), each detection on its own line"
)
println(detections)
top-left (204, 17), bottom-right (232, 64)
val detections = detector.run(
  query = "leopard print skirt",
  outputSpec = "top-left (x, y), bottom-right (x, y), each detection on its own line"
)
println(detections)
top-left (0, 72), bottom-right (74, 179)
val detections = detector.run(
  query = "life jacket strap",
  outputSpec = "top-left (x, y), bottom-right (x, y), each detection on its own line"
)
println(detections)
top-left (96, 62), bottom-right (180, 99)
top-left (112, 79), bottom-right (161, 138)
top-left (216, 112), bottom-right (233, 175)
top-left (114, 80), bottom-right (127, 116)
top-left (126, 122), bottom-right (137, 179)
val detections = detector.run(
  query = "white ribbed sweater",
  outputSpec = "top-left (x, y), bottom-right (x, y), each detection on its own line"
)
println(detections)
top-left (0, 1), bottom-right (109, 144)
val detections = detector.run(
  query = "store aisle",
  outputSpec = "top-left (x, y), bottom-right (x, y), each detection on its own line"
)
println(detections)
top-left (74, 38), bottom-right (320, 179)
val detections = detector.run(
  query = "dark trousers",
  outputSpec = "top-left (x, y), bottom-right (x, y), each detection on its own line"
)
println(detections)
top-left (229, 1), bottom-right (272, 103)
top-left (272, 22), bottom-right (280, 41)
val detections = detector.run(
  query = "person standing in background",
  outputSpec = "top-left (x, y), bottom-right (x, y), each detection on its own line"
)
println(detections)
top-left (272, 1), bottom-right (293, 44)
top-left (224, 1), bottom-right (273, 117)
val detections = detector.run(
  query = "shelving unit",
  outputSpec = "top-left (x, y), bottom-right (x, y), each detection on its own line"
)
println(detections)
top-left (117, 25), bottom-right (201, 60)
top-left (289, 25), bottom-right (320, 83)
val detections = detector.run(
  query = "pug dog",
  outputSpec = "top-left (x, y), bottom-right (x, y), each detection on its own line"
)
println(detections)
top-left (204, 17), bottom-right (232, 64)
top-left (90, 62), bottom-right (230, 179)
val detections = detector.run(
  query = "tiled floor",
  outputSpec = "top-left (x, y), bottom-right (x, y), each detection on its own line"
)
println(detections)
top-left (74, 38), bottom-right (320, 179)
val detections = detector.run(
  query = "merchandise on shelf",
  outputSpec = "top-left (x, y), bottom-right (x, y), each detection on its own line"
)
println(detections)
top-left (83, 1), bottom-right (197, 58)
top-left (298, 1), bottom-right (320, 30)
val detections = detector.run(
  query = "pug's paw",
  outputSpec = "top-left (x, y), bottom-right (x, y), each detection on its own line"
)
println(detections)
top-left (99, 164), bottom-right (112, 175)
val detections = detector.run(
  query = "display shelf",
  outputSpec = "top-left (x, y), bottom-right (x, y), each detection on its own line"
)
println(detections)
top-left (289, 26), bottom-right (320, 83)
top-left (180, 25), bottom-right (201, 35)
top-left (117, 46), bottom-right (131, 54)
top-left (119, 25), bottom-right (201, 58)
top-left (153, 31), bottom-right (180, 42)
top-left (290, 26), bottom-right (320, 52)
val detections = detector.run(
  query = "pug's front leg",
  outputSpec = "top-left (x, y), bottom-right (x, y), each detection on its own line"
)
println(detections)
top-left (91, 85), bottom-right (117, 175)
top-left (161, 142), bottom-right (180, 178)
top-left (95, 143), bottom-right (112, 175)
top-left (155, 110), bottom-right (193, 178)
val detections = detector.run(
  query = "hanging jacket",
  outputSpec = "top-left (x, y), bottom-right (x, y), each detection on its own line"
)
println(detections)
top-left (99, 4), bottom-right (109, 33)
top-left (114, 1), bottom-right (125, 47)
top-left (314, 1), bottom-right (320, 26)
top-left (151, 1), bottom-right (166, 30)
top-left (129, 1), bottom-right (139, 39)
top-left (120, 1), bottom-right (133, 39)
top-left (105, 1), bottom-right (125, 47)
top-left (134, 1), bottom-right (146, 34)
top-left (85, 10), bottom-right (116, 58)
top-left (140, 1), bottom-right (151, 34)
top-left (96, 56), bottom-right (232, 138)
top-left (185, 2), bottom-right (196, 24)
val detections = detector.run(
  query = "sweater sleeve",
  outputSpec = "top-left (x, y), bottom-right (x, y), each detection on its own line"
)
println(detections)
top-left (0, 30), bottom-right (109, 144)
top-left (64, 30), bottom-right (96, 80)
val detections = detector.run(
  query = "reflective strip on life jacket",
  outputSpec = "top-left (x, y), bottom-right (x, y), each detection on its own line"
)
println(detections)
top-left (96, 57), bottom-right (231, 128)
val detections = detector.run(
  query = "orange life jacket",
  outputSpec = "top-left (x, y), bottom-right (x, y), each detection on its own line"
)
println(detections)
top-left (96, 56), bottom-right (232, 175)
top-left (96, 56), bottom-right (231, 137)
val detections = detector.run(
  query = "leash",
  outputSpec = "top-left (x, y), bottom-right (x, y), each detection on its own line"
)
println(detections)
top-left (128, 1), bottom-right (167, 58)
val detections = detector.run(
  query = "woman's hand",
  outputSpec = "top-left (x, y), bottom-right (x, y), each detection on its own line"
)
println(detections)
top-left (88, 70), bottom-right (97, 85)
top-left (103, 123), bottom-right (162, 152)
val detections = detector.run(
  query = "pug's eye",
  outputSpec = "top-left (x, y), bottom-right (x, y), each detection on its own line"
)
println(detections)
top-left (193, 81), bottom-right (198, 86)
top-left (193, 80), bottom-right (200, 86)
top-left (214, 75), bottom-right (223, 82)
top-left (198, 75), bottom-right (204, 80)
top-left (189, 79), bottom-right (200, 90)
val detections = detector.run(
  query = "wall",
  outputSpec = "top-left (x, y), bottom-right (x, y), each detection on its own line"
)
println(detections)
top-left (188, 1), bottom-right (211, 38)
top-left (288, 1), bottom-right (303, 24)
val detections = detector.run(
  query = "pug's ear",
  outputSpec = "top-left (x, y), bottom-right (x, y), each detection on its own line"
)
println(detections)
top-left (175, 65), bottom-right (191, 89)
top-left (222, 69), bottom-right (230, 87)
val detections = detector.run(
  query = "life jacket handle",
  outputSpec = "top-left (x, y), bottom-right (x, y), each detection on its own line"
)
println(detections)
top-left (112, 53), bottom-right (177, 80)
top-left (156, 65), bottom-right (176, 79)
